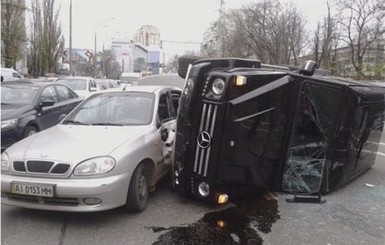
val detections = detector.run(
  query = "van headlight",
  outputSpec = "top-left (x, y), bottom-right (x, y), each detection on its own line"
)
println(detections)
top-left (1, 152), bottom-right (10, 171)
top-left (212, 78), bottom-right (225, 95)
top-left (198, 182), bottom-right (210, 197)
top-left (73, 156), bottom-right (115, 176)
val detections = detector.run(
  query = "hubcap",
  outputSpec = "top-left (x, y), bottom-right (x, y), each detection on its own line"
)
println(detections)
top-left (138, 174), bottom-right (147, 200)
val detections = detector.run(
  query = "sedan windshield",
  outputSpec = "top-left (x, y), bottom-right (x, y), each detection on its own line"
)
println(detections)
top-left (1, 86), bottom-right (39, 104)
top-left (63, 92), bottom-right (155, 126)
top-left (57, 79), bottom-right (87, 90)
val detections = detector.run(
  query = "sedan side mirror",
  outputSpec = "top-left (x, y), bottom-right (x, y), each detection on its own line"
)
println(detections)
top-left (40, 100), bottom-right (55, 107)
top-left (161, 128), bottom-right (169, 142)
top-left (58, 114), bottom-right (67, 122)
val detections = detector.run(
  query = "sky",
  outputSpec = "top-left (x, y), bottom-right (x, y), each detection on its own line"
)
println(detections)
top-left (53, 0), bottom-right (331, 58)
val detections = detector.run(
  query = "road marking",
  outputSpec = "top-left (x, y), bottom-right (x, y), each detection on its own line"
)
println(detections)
top-left (367, 141), bottom-right (385, 146)
top-left (362, 150), bottom-right (385, 157)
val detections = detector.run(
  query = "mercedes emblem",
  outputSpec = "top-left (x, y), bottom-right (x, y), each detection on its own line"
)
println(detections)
top-left (197, 131), bottom-right (212, 149)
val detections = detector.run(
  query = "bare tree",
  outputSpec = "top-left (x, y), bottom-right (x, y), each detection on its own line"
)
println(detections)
top-left (1, 0), bottom-right (27, 68)
top-left (202, 20), bottom-right (222, 57)
top-left (101, 50), bottom-right (121, 79)
top-left (27, 0), bottom-right (43, 77)
top-left (232, 0), bottom-right (306, 64)
top-left (337, 0), bottom-right (385, 78)
top-left (27, 0), bottom-right (63, 77)
top-left (202, 6), bottom-right (256, 59)
top-left (74, 63), bottom-right (94, 77)
top-left (240, 0), bottom-right (277, 62)
top-left (283, 3), bottom-right (307, 65)
top-left (313, 22), bottom-right (322, 65)
top-left (165, 54), bottom-right (179, 73)
top-left (312, 1), bottom-right (337, 69)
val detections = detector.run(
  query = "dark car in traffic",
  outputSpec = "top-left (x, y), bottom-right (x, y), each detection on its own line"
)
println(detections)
top-left (1, 80), bottom-right (83, 151)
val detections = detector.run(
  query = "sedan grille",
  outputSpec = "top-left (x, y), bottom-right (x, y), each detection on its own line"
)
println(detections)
top-left (13, 161), bottom-right (26, 172)
top-left (12, 161), bottom-right (71, 175)
top-left (27, 161), bottom-right (54, 173)
top-left (51, 164), bottom-right (70, 174)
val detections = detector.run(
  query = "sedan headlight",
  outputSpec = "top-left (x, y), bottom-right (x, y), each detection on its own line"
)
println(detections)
top-left (212, 78), bottom-right (225, 95)
top-left (73, 156), bottom-right (115, 176)
top-left (1, 118), bottom-right (18, 129)
top-left (1, 152), bottom-right (10, 171)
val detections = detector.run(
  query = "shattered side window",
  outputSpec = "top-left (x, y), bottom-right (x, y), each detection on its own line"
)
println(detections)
top-left (282, 82), bottom-right (342, 193)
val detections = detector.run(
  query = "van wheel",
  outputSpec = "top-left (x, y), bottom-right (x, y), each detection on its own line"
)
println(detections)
top-left (125, 163), bottom-right (149, 212)
top-left (23, 126), bottom-right (38, 138)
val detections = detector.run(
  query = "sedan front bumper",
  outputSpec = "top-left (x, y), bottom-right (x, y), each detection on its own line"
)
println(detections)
top-left (1, 172), bottom-right (131, 212)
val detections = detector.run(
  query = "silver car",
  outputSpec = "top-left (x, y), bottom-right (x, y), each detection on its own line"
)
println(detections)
top-left (1, 86), bottom-right (181, 212)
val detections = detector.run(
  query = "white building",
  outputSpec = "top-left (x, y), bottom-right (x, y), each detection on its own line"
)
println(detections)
top-left (111, 39), bottom-right (148, 73)
top-left (134, 25), bottom-right (161, 47)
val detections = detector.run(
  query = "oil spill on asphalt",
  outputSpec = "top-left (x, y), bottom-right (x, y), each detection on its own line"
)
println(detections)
top-left (148, 194), bottom-right (280, 245)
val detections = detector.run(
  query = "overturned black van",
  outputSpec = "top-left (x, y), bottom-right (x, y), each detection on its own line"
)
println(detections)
top-left (172, 57), bottom-right (385, 204)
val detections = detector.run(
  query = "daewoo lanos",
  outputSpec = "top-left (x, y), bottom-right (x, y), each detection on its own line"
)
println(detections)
top-left (1, 86), bottom-right (181, 212)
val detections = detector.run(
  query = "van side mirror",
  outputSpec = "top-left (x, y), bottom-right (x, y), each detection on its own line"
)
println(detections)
top-left (90, 87), bottom-right (97, 92)
top-left (178, 55), bottom-right (200, 78)
top-left (299, 60), bottom-right (317, 76)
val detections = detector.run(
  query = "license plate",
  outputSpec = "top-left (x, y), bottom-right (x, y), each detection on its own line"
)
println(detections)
top-left (11, 182), bottom-right (55, 197)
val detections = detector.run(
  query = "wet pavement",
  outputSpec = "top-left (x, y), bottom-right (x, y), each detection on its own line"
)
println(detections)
top-left (149, 194), bottom-right (280, 245)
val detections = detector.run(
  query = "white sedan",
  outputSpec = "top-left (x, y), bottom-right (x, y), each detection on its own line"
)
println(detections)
top-left (1, 86), bottom-right (181, 212)
top-left (55, 76), bottom-right (101, 98)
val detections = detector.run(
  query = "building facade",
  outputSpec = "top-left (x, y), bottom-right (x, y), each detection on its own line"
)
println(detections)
top-left (111, 25), bottom-right (167, 75)
top-left (111, 39), bottom-right (149, 73)
top-left (134, 25), bottom-right (161, 47)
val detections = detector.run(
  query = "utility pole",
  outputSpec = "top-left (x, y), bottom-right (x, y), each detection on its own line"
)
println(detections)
top-left (94, 18), bottom-right (114, 78)
top-left (219, 0), bottom-right (226, 57)
top-left (69, 0), bottom-right (72, 75)
top-left (94, 31), bottom-right (97, 78)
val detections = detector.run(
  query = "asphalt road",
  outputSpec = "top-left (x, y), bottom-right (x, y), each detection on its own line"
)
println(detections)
top-left (1, 133), bottom-right (385, 245)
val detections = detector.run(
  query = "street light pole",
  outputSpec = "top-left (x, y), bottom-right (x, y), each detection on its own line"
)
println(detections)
top-left (93, 17), bottom-right (114, 79)
top-left (94, 30), bottom-right (97, 78)
top-left (69, 0), bottom-right (72, 75)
